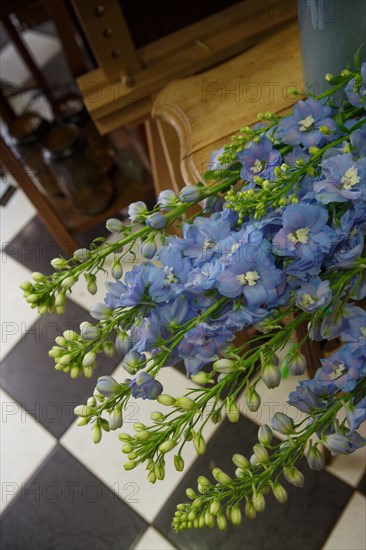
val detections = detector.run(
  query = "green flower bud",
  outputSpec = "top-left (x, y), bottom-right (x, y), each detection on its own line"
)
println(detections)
top-left (158, 439), bottom-right (177, 454)
top-left (74, 405), bottom-right (93, 417)
top-left (211, 410), bottom-right (222, 424)
top-left (174, 455), bottom-right (185, 472)
top-left (253, 443), bottom-right (269, 464)
top-left (225, 398), bottom-right (240, 423)
top-left (106, 218), bottom-right (125, 233)
top-left (155, 463), bottom-right (165, 480)
top-left (124, 461), bottom-right (137, 471)
top-left (77, 416), bottom-right (89, 427)
top-left (272, 412), bottom-right (294, 435)
top-left (133, 423), bottom-right (146, 432)
top-left (92, 424), bottom-right (102, 444)
top-left (26, 294), bottom-right (39, 303)
top-left (61, 276), bottom-right (76, 289)
top-left (103, 342), bottom-right (115, 357)
top-left (157, 394), bottom-right (176, 406)
top-left (232, 453), bottom-right (250, 470)
top-left (32, 271), bottom-right (46, 282)
top-left (213, 358), bottom-right (236, 373)
top-left (51, 257), bottom-right (69, 270)
top-left (308, 146), bottom-right (320, 155)
top-left (306, 443), bottom-right (325, 471)
top-left (100, 418), bottom-right (110, 432)
top-left (245, 386), bottom-right (261, 412)
top-left (212, 468), bottom-right (232, 485)
top-left (112, 261), bottom-right (123, 280)
top-left (231, 506), bottom-right (242, 525)
top-left (175, 396), bottom-right (196, 410)
top-left (210, 499), bottom-right (220, 515)
top-left (253, 491), bottom-right (265, 512)
top-left (283, 465), bottom-right (304, 488)
top-left (87, 278), bottom-right (98, 295)
top-left (186, 488), bottom-right (196, 499)
top-left (73, 248), bottom-right (90, 262)
top-left (197, 476), bottom-right (210, 489)
top-left (148, 471), bottom-right (156, 484)
top-left (122, 443), bottom-right (133, 454)
top-left (235, 468), bottom-right (246, 479)
top-left (19, 280), bottom-right (33, 290)
top-left (193, 433), bottom-right (206, 455)
top-left (118, 433), bottom-right (131, 442)
top-left (271, 482), bottom-right (288, 503)
top-left (258, 424), bottom-right (273, 446)
top-left (217, 514), bottom-right (227, 530)
top-left (245, 501), bottom-right (256, 519)
top-left (87, 396), bottom-right (96, 407)
top-left (83, 367), bottom-right (94, 378)
top-left (71, 366), bottom-right (80, 379)
top-left (261, 362), bottom-right (281, 389)
top-left (319, 125), bottom-right (331, 135)
top-left (150, 411), bottom-right (164, 422)
top-left (135, 430), bottom-right (150, 442)
top-left (187, 510), bottom-right (196, 521)
top-left (204, 511), bottom-right (215, 528)
top-left (190, 372), bottom-right (212, 385)
top-left (109, 408), bottom-right (123, 430)
top-left (192, 497), bottom-right (204, 508)
top-left (82, 351), bottom-right (96, 367)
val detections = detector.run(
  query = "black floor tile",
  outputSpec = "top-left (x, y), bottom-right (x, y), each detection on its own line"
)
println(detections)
top-left (0, 445), bottom-right (147, 550)
top-left (153, 418), bottom-right (354, 550)
top-left (3, 215), bottom-right (111, 273)
top-left (357, 471), bottom-right (366, 496)
top-left (0, 300), bottom-right (122, 438)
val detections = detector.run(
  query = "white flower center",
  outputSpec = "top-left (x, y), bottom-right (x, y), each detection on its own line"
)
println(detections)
top-left (360, 327), bottom-right (366, 337)
top-left (250, 159), bottom-right (265, 174)
top-left (236, 270), bottom-right (261, 286)
top-left (328, 362), bottom-right (346, 380)
top-left (341, 166), bottom-right (360, 190)
top-left (230, 243), bottom-right (240, 254)
top-left (165, 272), bottom-right (178, 284)
top-left (288, 227), bottom-right (310, 244)
top-left (203, 238), bottom-right (216, 251)
top-left (298, 115), bottom-right (315, 132)
top-left (301, 293), bottom-right (315, 307)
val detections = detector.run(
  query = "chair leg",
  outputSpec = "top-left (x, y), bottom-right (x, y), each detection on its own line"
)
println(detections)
top-left (0, 137), bottom-right (79, 256)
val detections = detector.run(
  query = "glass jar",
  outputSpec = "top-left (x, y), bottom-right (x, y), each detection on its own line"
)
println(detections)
top-left (41, 124), bottom-right (115, 215)
top-left (8, 111), bottom-right (62, 197)
top-left (297, 0), bottom-right (366, 94)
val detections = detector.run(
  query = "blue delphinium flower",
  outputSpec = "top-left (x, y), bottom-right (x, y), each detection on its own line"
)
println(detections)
top-left (129, 371), bottom-right (163, 400)
top-left (277, 98), bottom-right (336, 147)
top-left (346, 397), bottom-right (366, 432)
top-left (272, 203), bottom-right (337, 267)
top-left (322, 429), bottom-right (366, 455)
top-left (315, 344), bottom-right (366, 393)
top-left (350, 126), bottom-right (366, 158)
top-left (217, 240), bottom-right (283, 308)
top-left (105, 264), bottom-right (149, 308)
top-left (287, 379), bottom-right (331, 414)
top-left (314, 153), bottom-right (366, 204)
top-left (121, 350), bottom-right (146, 374)
top-left (295, 277), bottom-right (332, 312)
top-left (237, 136), bottom-right (281, 182)
top-left (178, 322), bottom-right (234, 376)
top-left (147, 247), bottom-right (192, 303)
top-left (345, 62), bottom-right (366, 109)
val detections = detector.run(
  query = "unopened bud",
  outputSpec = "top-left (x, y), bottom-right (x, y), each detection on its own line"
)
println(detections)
top-left (212, 468), bottom-right (232, 485)
top-left (176, 396), bottom-right (196, 410)
top-left (261, 363), bottom-right (281, 389)
top-left (306, 443), bottom-right (325, 471)
top-left (225, 398), bottom-right (240, 422)
top-left (92, 424), bottom-right (102, 444)
top-left (213, 358), bottom-right (236, 373)
top-left (174, 455), bottom-right (185, 472)
top-left (245, 386), bottom-right (261, 412)
top-left (157, 394), bottom-right (176, 406)
top-left (258, 424), bottom-right (273, 446)
top-left (193, 433), bottom-right (206, 455)
top-left (283, 465), bottom-right (304, 488)
top-left (253, 443), bottom-right (269, 464)
top-left (272, 412), bottom-right (294, 435)
top-left (159, 439), bottom-right (177, 454)
top-left (271, 482), bottom-right (288, 503)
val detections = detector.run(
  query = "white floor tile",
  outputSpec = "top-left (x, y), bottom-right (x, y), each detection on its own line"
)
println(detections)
top-left (133, 527), bottom-right (176, 550)
top-left (0, 30), bottom-right (61, 86)
top-left (0, 388), bottom-right (57, 514)
top-left (322, 492), bottom-right (366, 550)
top-left (61, 366), bottom-right (220, 523)
top-left (0, 185), bottom-right (36, 246)
top-left (0, 254), bottom-right (39, 359)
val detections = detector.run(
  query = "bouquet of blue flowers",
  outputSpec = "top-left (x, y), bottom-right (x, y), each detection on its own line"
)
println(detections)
top-left (21, 56), bottom-right (366, 531)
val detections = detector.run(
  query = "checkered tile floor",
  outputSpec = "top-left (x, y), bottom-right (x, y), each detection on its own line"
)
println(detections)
top-left (1, 186), bottom-right (365, 550)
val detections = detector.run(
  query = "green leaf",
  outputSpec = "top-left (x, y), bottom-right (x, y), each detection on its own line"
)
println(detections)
top-left (353, 43), bottom-right (365, 70)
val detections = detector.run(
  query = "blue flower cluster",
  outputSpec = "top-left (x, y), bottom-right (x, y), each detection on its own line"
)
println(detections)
top-left (99, 72), bottom-right (365, 440)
